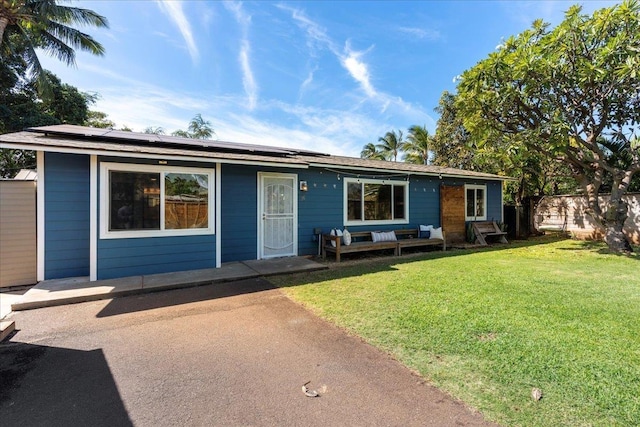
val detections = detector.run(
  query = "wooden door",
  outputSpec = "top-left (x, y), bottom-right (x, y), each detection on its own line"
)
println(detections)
top-left (440, 185), bottom-right (466, 244)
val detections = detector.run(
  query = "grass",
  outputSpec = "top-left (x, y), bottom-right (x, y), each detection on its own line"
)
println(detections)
top-left (270, 237), bottom-right (640, 427)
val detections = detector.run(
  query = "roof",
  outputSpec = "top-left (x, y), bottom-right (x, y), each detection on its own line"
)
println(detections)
top-left (0, 125), bottom-right (510, 181)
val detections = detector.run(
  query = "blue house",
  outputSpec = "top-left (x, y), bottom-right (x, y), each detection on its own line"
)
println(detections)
top-left (0, 125), bottom-right (507, 281)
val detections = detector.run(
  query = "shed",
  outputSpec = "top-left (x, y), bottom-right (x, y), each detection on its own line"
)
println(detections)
top-left (0, 172), bottom-right (37, 287)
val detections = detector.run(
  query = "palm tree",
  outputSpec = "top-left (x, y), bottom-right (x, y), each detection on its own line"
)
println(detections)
top-left (360, 142), bottom-right (385, 160)
top-left (403, 125), bottom-right (432, 165)
top-left (376, 130), bottom-right (404, 161)
top-left (0, 0), bottom-right (109, 93)
top-left (187, 114), bottom-right (215, 139)
top-left (171, 114), bottom-right (216, 139)
top-left (144, 126), bottom-right (165, 135)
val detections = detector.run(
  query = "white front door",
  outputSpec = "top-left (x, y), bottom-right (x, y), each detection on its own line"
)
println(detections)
top-left (258, 173), bottom-right (297, 259)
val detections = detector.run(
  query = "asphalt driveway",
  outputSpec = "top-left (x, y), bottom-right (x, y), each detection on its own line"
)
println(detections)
top-left (0, 278), bottom-right (497, 426)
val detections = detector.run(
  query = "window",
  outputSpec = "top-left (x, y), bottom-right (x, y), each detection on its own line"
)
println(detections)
top-left (345, 178), bottom-right (408, 225)
top-left (465, 184), bottom-right (486, 221)
top-left (101, 163), bottom-right (214, 238)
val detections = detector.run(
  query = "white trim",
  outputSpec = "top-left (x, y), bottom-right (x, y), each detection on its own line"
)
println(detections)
top-left (257, 172), bottom-right (298, 259)
top-left (36, 151), bottom-right (45, 281)
top-left (99, 162), bottom-right (215, 239)
top-left (464, 184), bottom-right (488, 221)
top-left (89, 156), bottom-right (97, 281)
top-left (0, 143), bottom-right (308, 169)
top-left (500, 181), bottom-right (504, 223)
top-left (215, 163), bottom-right (222, 268)
top-left (343, 177), bottom-right (410, 227)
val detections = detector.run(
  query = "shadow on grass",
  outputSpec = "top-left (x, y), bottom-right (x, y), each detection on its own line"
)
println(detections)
top-left (271, 235), bottom-right (570, 288)
top-left (556, 239), bottom-right (640, 260)
top-left (94, 235), bottom-right (629, 317)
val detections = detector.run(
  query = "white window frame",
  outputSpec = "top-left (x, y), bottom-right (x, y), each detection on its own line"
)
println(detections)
top-left (465, 184), bottom-right (487, 221)
top-left (100, 162), bottom-right (215, 239)
top-left (344, 178), bottom-right (409, 226)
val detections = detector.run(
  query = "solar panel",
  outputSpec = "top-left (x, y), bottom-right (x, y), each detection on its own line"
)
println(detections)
top-left (28, 125), bottom-right (328, 157)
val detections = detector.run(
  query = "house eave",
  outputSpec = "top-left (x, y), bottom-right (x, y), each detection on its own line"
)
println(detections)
top-left (305, 162), bottom-right (511, 182)
top-left (0, 140), bottom-right (310, 169)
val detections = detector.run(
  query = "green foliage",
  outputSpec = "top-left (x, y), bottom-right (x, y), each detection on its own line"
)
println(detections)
top-left (360, 142), bottom-right (385, 160)
top-left (274, 237), bottom-right (640, 426)
top-left (0, 49), bottom-right (102, 176)
top-left (455, 1), bottom-right (640, 251)
top-left (376, 130), bottom-right (404, 161)
top-left (403, 125), bottom-right (432, 165)
top-left (165, 175), bottom-right (203, 196)
top-left (465, 221), bottom-right (476, 243)
top-left (144, 126), bottom-right (165, 135)
top-left (0, 0), bottom-right (109, 94)
top-left (432, 91), bottom-right (475, 170)
top-left (171, 114), bottom-right (215, 139)
top-left (85, 110), bottom-right (115, 129)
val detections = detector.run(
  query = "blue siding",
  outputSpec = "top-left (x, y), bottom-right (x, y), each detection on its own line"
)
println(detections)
top-left (296, 169), bottom-right (445, 256)
top-left (220, 165), bottom-right (349, 261)
top-left (407, 176), bottom-right (441, 228)
top-left (44, 153), bottom-right (90, 279)
top-left (43, 151), bottom-right (505, 278)
top-left (220, 164), bottom-right (259, 262)
top-left (97, 235), bottom-right (216, 279)
top-left (297, 168), bottom-right (344, 256)
top-left (96, 157), bottom-right (216, 280)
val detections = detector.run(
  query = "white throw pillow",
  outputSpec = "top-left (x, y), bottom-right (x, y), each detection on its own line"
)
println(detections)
top-left (330, 228), bottom-right (343, 247)
top-left (371, 231), bottom-right (397, 242)
top-left (342, 228), bottom-right (352, 246)
top-left (430, 227), bottom-right (443, 240)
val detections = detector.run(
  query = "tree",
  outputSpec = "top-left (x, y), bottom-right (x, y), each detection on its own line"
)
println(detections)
top-left (0, 52), bottom-right (101, 176)
top-left (433, 91), bottom-right (579, 204)
top-left (456, 1), bottom-right (640, 252)
top-left (144, 126), bottom-right (164, 135)
top-left (85, 110), bottom-right (114, 129)
top-left (376, 130), bottom-right (404, 161)
top-left (432, 91), bottom-right (475, 169)
top-left (0, 0), bottom-right (108, 93)
top-left (40, 70), bottom-right (92, 124)
top-left (403, 125), bottom-right (432, 165)
top-left (171, 114), bottom-right (215, 139)
top-left (360, 142), bottom-right (385, 160)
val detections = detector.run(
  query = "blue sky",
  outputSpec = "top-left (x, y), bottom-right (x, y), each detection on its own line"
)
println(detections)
top-left (40, 1), bottom-right (617, 157)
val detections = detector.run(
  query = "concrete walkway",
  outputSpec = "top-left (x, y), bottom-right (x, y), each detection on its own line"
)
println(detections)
top-left (7, 257), bottom-right (326, 312)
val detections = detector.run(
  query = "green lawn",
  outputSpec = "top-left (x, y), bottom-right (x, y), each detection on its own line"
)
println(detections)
top-left (270, 237), bottom-right (640, 427)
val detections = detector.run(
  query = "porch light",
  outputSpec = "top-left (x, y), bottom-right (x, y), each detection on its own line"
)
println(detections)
top-left (300, 181), bottom-right (308, 192)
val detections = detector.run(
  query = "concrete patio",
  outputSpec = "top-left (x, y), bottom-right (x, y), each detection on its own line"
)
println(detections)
top-left (8, 257), bottom-right (327, 312)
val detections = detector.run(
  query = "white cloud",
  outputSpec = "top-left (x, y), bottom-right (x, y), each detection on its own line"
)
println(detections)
top-left (156, 0), bottom-right (199, 63)
top-left (299, 66), bottom-right (317, 98)
top-left (279, 5), bottom-right (436, 135)
top-left (278, 4), bottom-right (336, 55)
top-left (398, 26), bottom-right (441, 41)
top-left (341, 43), bottom-right (376, 98)
top-left (239, 40), bottom-right (257, 110)
top-left (224, 1), bottom-right (258, 111)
